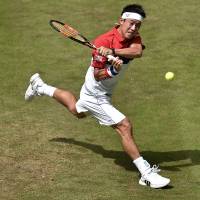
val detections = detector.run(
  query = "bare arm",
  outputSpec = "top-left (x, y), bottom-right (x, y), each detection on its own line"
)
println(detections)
top-left (98, 43), bottom-right (143, 59)
top-left (94, 57), bottom-right (123, 81)
top-left (114, 43), bottom-right (143, 59)
top-left (94, 68), bottom-right (108, 81)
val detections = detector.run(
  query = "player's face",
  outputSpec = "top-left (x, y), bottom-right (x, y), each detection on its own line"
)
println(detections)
top-left (119, 19), bottom-right (141, 40)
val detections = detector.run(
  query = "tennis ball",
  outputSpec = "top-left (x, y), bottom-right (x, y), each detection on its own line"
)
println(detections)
top-left (165, 72), bottom-right (174, 80)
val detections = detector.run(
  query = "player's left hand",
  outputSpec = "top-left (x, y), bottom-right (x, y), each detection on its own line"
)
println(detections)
top-left (108, 56), bottom-right (123, 72)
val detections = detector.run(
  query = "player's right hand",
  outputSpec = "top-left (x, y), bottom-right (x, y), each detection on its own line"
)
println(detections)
top-left (97, 46), bottom-right (113, 57)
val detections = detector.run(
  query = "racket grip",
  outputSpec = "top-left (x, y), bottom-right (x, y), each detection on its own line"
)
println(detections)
top-left (107, 55), bottom-right (123, 64)
top-left (107, 55), bottom-right (117, 61)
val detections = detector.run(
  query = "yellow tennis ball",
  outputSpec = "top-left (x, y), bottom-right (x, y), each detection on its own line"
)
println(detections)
top-left (165, 72), bottom-right (174, 80)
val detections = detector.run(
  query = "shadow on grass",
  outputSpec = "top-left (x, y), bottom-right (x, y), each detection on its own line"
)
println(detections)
top-left (49, 137), bottom-right (200, 172)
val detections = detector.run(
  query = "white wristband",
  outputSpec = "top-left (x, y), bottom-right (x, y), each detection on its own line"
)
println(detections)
top-left (106, 66), bottom-right (118, 77)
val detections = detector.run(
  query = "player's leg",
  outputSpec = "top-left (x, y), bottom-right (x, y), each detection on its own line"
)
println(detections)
top-left (25, 73), bottom-right (85, 118)
top-left (53, 89), bottom-right (86, 118)
top-left (77, 97), bottom-right (170, 188)
top-left (112, 117), bottom-right (140, 160)
top-left (113, 118), bottom-right (170, 188)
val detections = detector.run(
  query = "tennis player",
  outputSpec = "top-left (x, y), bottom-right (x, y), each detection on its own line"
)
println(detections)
top-left (25, 4), bottom-right (170, 188)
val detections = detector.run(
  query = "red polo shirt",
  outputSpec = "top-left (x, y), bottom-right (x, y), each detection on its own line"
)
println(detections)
top-left (91, 26), bottom-right (142, 69)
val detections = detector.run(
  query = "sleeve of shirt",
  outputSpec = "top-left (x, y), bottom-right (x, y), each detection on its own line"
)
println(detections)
top-left (133, 35), bottom-right (145, 49)
top-left (133, 35), bottom-right (142, 44)
top-left (91, 36), bottom-right (110, 69)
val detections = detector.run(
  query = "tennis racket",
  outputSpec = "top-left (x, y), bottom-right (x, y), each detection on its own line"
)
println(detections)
top-left (49, 19), bottom-right (116, 61)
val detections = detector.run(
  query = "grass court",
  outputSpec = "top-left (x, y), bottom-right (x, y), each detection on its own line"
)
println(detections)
top-left (0, 0), bottom-right (200, 199)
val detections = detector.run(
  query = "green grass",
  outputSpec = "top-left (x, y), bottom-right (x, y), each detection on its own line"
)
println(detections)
top-left (0, 0), bottom-right (200, 199)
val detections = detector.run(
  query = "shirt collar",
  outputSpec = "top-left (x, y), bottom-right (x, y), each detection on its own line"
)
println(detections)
top-left (112, 26), bottom-right (125, 42)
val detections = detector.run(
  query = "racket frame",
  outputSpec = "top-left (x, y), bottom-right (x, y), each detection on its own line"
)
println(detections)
top-left (49, 19), bottom-right (117, 61)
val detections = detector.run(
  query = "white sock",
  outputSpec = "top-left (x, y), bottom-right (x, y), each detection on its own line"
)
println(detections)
top-left (133, 156), bottom-right (151, 175)
top-left (38, 83), bottom-right (57, 97)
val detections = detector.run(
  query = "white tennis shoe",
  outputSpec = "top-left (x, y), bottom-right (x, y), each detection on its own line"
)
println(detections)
top-left (139, 165), bottom-right (170, 189)
top-left (25, 73), bottom-right (44, 101)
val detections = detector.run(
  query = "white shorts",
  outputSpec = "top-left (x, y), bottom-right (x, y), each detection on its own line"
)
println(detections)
top-left (75, 91), bottom-right (125, 126)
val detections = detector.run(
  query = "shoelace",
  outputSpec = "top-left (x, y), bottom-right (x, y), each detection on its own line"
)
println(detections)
top-left (151, 165), bottom-right (161, 173)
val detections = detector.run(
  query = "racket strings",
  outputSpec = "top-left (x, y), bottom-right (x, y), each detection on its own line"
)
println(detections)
top-left (52, 22), bottom-right (78, 37)
top-left (63, 25), bottom-right (78, 37)
top-left (51, 20), bottom-right (95, 48)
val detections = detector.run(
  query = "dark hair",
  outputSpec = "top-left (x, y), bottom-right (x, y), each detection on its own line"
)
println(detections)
top-left (121, 4), bottom-right (146, 18)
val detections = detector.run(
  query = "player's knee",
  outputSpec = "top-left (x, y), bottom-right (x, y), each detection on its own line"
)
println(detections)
top-left (69, 106), bottom-right (86, 119)
top-left (117, 118), bottom-right (133, 135)
top-left (68, 106), bottom-right (78, 116)
top-left (122, 118), bottom-right (132, 130)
